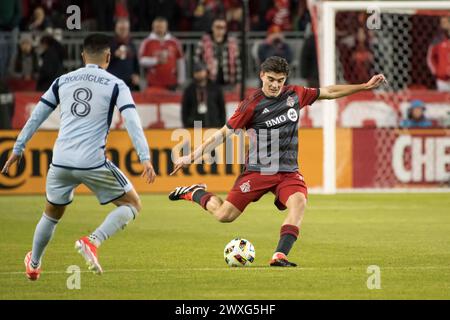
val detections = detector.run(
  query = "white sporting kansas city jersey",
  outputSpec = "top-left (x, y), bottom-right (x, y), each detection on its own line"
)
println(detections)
top-left (13, 64), bottom-right (150, 169)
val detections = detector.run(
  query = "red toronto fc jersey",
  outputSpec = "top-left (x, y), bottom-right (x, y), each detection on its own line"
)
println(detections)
top-left (139, 35), bottom-right (183, 87)
top-left (226, 85), bottom-right (320, 173)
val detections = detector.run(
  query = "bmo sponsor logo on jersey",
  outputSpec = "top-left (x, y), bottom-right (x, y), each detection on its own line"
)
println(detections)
top-left (392, 135), bottom-right (450, 183)
top-left (265, 109), bottom-right (298, 128)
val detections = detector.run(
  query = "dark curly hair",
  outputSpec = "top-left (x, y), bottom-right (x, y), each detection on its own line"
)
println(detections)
top-left (260, 56), bottom-right (290, 76)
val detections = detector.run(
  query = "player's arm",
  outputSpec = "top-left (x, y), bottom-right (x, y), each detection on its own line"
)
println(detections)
top-left (1, 81), bottom-right (58, 174)
top-left (318, 74), bottom-right (386, 100)
top-left (117, 82), bottom-right (156, 183)
top-left (170, 125), bottom-right (233, 176)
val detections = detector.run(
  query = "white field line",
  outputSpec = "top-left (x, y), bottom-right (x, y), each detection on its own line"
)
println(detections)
top-left (1, 265), bottom-right (450, 276)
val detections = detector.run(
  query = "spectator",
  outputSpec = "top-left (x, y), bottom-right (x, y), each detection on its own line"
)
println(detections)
top-left (8, 33), bottom-right (39, 91)
top-left (400, 100), bottom-right (433, 128)
top-left (139, 17), bottom-right (185, 90)
top-left (0, 0), bottom-right (22, 78)
top-left (27, 6), bottom-right (50, 32)
top-left (265, 0), bottom-right (292, 31)
top-left (107, 18), bottom-right (140, 91)
top-left (195, 17), bottom-right (241, 89)
top-left (36, 35), bottom-right (64, 91)
top-left (427, 16), bottom-right (450, 92)
top-left (257, 25), bottom-right (293, 65)
top-left (224, 0), bottom-right (243, 32)
top-left (181, 62), bottom-right (225, 128)
top-left (192, 0), bottom-right (225, 31)
top-left (250, 0), bottom-right (273, 31)
top-left (292, 0), bottom-right (311, 32)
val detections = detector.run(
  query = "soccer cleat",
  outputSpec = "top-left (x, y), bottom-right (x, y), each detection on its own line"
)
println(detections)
top-left (24, 251), bottom-right (41, 281)
top-left (168, 183), bottom-right (207, 201)
top-left (269, 252), bottom-right (298, 267)
top-left (75, 236), bottom-right (103, 275)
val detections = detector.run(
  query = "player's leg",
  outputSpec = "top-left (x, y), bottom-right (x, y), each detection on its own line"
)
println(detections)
top-left (169, 184), bottom-right (243, 222)
top-left (169, 172), bottom-right (271, 223)
top-left (87, 187), bottom-right (141, 248)
top-left (75, 161), bottom-right (139, 273)
top-left (270, 172), bottom-right (308, 267)
top-left (271, 192), bottom-right (306, 265)
top-left (196, 190), bottom-right (243, 223)
top-left (25, 165), bottom-right (77, 280)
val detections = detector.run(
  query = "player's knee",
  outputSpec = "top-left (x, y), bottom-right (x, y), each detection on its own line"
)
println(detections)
top-left (218, 214), bottom-right (235, 223)
top-left (208, 196), bottom-right (223, 211)
top-left (288, 192), bottom-right (307, 210)
top-left (217, 208), bottom-right (237, 223)
top-left (133, 198), bottom-right (142, 213)
top-left (124, 197), bottom-right (142, 214)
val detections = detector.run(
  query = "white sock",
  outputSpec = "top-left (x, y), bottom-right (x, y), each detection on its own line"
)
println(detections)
top-left (89, 205), bottom-right (137, 247)
top-left (31, 213), bottom-right (59, 267)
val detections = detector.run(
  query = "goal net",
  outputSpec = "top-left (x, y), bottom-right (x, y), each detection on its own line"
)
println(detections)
top-left (308, 0), bottom-right (450, 193)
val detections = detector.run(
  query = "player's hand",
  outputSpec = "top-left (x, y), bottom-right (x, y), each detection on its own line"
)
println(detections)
top-left (365, 74), bottom-right (387, 90)
top-left (1, 152), bottom-right (22, 175)
top-left (141, 160), bottom-right (156, 184)
top-left (169, 155), bottom-right (191, 176)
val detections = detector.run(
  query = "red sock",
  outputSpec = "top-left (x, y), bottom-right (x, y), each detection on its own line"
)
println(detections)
top-left (275, 224), bottom-right (299, 256)
top-left (280, 224), bottom-right (299, 238)
top-left (192, 189), bottom-right (214, 210)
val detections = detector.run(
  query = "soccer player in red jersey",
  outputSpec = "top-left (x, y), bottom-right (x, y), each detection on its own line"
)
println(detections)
top-left (169, 56), bottom-right (386, 267)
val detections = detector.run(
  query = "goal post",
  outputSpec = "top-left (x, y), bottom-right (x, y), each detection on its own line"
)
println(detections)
top-left (310, 0), bottom-right (450, 194)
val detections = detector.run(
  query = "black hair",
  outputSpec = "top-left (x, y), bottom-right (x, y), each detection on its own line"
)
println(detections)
top-left (260, 56), bottom-right (290, 76)
top-left (83, 33), bottom-right (111, 55)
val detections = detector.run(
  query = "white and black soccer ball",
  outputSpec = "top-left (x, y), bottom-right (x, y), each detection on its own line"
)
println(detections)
top-left (223, 238), bottom-right (255, 267)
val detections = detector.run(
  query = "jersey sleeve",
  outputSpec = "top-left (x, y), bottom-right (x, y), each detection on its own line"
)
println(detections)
top-left (39, 77), bottom-right (60, 109)
top-left (294, 86), bottom-right (320, 108)
top-left (115, 81), bottom-right (150, 162)
top-left (116, 80), bottom-right (135, 112)
top-left (13, 102), bottom-right (54, 155)
top-left (13, 78), bottom-right (60, 155)
top-left (226, 100), bottom-right (254, 130)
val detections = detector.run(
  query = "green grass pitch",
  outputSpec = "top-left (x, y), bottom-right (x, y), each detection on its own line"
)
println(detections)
top-left (1, 193), bottom-right (450, 299)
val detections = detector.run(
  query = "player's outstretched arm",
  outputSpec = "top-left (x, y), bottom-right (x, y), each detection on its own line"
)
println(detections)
top-left (318, 74), bottom-right (386, 100)
top-left (170, 124), bottom-right (233, 176)
top-left (1, 101), bottom-right (54, 175)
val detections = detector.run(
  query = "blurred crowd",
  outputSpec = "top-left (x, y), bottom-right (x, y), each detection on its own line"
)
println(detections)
top-left (0, 0), bottom-right (314, 91)
top-left (0, 0), bottom-right (449, 130)
top-left (0, 0), bottom-right (311, 33)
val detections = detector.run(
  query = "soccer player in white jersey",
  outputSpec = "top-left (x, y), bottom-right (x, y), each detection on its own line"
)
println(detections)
top-left (1, 34), bottom-right (156, 280)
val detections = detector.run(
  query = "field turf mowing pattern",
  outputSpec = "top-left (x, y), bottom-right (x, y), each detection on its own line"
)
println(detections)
top-left (1, 193), bottom-right (450, 299)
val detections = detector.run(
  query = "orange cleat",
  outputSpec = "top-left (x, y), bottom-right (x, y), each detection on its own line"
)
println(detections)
top-left (269, 252), bottom-right (298, 267)
top-left (24, 251), bottom-right (41, 281)
top-left (75, 236), bottom-right (103, 275)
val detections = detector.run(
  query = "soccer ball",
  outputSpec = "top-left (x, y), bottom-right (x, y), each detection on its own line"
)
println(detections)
top-left (223, 238), bottom-right (255, 267)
